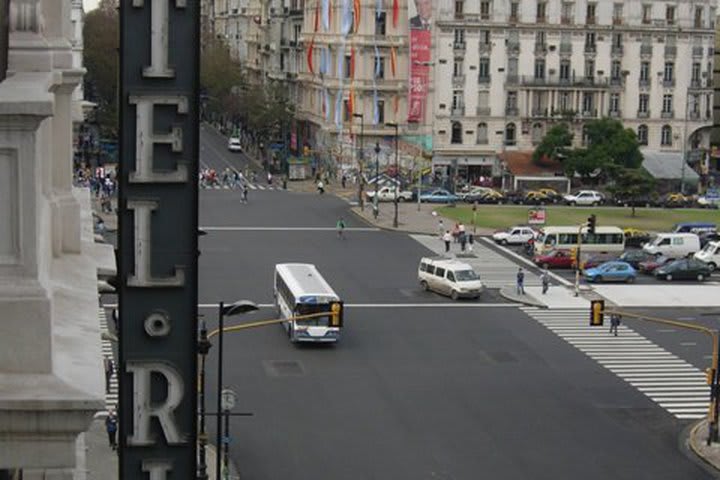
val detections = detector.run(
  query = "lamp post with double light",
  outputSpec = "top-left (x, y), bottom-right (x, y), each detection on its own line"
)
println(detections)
top-left (215, 300), bottom-right (258, 480)
top-left (220, 389), bottom-right (237, 480)
top-left (385, 122), bottom-right (400, 228)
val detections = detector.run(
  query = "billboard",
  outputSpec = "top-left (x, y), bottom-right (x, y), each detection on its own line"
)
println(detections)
top-left (119, 1), bottom-right (199, 479)
top-left (408, 0), bottom-right (432, 123)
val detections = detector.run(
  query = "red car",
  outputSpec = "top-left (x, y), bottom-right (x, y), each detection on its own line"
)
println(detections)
top-left (533, 249), bottom-right (576, 269)
top-left (582, 253), bottom-right (619, 270)
top-left (637, 255), bottom-right (673, 274)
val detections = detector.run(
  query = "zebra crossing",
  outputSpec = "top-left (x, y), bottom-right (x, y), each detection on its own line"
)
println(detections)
top-left (411, 234), bottom-right (543, 288)
top-left (99, 307), bottom-right (118, 417)
top-left (200, 182), bottom-right (283, 191)
top-left (521, 307), bottom-right (710, 420)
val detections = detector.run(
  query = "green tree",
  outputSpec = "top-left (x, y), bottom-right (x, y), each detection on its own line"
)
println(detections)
top-left (83, 0), bottom-right (119, 137)
top-left (200, 34), bottom-right (244, 119)
top-left (532, 123), bottom-right (573, 164)
top-left (606, 168), bottom-right (657, 217)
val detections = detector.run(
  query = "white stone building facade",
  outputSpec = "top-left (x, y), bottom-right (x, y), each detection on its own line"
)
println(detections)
top-left (1, 0), bottom-right (111, 477)
top-left (434, 0), bottom-right (716, 180)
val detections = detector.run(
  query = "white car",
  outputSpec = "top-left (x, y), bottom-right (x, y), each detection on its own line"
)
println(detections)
top-left (694, 241), bottom-right (720, 271)
top-left (697, 195), bottom-right (720, 209)
top-left (492, 226), bottom-right (537, 245)
top-left (418, 257), bottom-right (484, 300)
top-left (563, 190), bottom-right (604, 206)
top-left (227, 137), bottom-right (242, 152)
top-left (366, 185), bottom-right (413, 202)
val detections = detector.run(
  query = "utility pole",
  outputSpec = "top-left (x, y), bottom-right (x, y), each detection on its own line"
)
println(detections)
top-left (0, 0), bottom-right (9, 83)
top-left (385, 122), bottom-right (400, 228)
top-left (353, 113), bottom-right (365, 210)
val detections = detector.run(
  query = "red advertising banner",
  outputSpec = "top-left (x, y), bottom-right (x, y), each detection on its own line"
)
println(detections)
top-left (408, 28), bottom-right (431, 123)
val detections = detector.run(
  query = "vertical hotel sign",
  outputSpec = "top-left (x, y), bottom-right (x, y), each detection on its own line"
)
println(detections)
top-left (119, 1), bottom-right (198, 479)
top-left (408, 0), bottom-right (432, 122)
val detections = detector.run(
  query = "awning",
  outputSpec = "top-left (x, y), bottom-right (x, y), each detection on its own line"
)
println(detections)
top-left (641, 151), bottom-right (700, 181)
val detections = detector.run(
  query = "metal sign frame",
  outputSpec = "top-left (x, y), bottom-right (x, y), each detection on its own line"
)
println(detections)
top-left (118, 1), bottom-right (199, 478)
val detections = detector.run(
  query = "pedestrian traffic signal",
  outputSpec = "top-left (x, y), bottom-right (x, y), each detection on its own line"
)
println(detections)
top-left (590, 299), bottom-right (604, 326)
top-left (587, 214), bottom-right (597, 235)
top-left (329, 301), bottom-right (344, 328)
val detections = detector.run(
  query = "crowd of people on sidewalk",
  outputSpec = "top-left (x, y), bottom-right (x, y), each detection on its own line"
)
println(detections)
top-left (437, 220), bottom-right (475, 254)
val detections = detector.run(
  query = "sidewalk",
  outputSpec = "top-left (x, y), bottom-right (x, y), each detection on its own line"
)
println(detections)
top-left (499, 285), bottom-right (592, 309)
top-left (688, 420), bottom-right (720, 474)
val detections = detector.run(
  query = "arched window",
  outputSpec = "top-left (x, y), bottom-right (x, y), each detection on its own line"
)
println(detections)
top-left (661, 125), bottom-right (672, 146)
top-left (451, 121), bottom-right (463, 144)
top-left (505, 123), bottom-right (516, 145)
top-left (476, 123), bottom-right (488, 144)
top-left (531, 123), bottom-right (544, 145)
top-left (637, 125), bottom-right (648, 146)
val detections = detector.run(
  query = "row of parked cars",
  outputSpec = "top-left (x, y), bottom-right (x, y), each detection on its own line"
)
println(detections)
top-left (491, 222), bottom-right (719, 283)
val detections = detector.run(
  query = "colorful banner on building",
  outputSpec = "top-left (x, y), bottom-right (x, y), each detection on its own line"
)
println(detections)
top-left (408, 0), bottom-right (432, 123)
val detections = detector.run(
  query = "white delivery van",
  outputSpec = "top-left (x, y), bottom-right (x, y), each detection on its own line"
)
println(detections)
top-left (418, 257), bottom-right (484, 300)
top-left (694, 241), bottom-right (720, 271)
top-left (642, 233), bottom-right (701, 258)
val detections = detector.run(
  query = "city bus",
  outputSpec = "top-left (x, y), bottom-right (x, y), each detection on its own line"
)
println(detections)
top-left (274, 263), bottom-right (343, 343)
top-left (534, 226), bottom-right (625, 255)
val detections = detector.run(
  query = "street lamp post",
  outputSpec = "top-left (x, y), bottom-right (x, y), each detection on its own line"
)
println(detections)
top-left (220, 389), bottom-right (237, 480)
top-left (374, 142), bottom-right (380, 219)
top-left (353, 113), bottom-right (365, 210)
top-left (197, 320), bottom-right (212, 480)
top-left (385, 122), bottom-right (400, 228)
top-left (216, 300), bottom-right (258, 480)
top-left (681, 89), bottom-right (690, 195)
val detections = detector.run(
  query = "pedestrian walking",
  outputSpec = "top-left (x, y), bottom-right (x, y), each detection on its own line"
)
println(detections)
top-left (341, 174), bottom-right (347, 189)
top-left (467, 233), bottom-right (474, 252)
top-left (103, 356), bottom-right (114, 394)
top-left (516, 267), bottom-right (525, 295)
top-left (267, 172), bottom-right (273, 185)
top-left (442, 230), bottom-right (452, 253)
top-left (459, 232), bottom-right (467, 252)
top-left (541, 268), bottom-right (550, 295)
top-left (336, 217), bottom-right (346, 239)
top-left (317, 180), bottom-right (325, 194)
top-left (105, 410), bottom-right (118, 450)
top-left (437, 219), bottom-right (445, 238)
top-left (610, 313), bottom-right (621, 336)
top-left (241, 184), bottom-right (248, 204)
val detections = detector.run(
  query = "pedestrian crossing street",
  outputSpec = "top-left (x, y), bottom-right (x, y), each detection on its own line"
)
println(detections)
top-left (411, 234), bottom-right (542, 289)
top-left (99, 307), bottom-right (117, 418)
top-left (200, 183), bottom-right (283, 191)
top-left (521, 307), bottom-right (709, 420)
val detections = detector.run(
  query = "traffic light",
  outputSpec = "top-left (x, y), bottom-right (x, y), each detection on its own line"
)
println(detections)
top-left (590, 299), bottom-right (604, 326)
top-left (570, 247), bottom-right (578, 267)
top-left (707, 368), bottom-right (716, 386)
top-left (329, 301), bottom-right (344, 328)
top-left (587, 214), bottom-right (597, 235)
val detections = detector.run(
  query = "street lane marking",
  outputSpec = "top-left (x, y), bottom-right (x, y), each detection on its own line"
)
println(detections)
top-left (106, 303), bottom-right (518, 309)
top-left (680, 342), bottom-right (698, 346)
top-left (200, 226), bottom-right (382, 232)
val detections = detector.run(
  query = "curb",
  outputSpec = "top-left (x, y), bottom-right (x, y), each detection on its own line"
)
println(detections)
top-left (348, 206), bottom-right (434, 235)
top-left (687, 419), bottom-right (720, 475)
top-left (498, 286), bottom-right (547, 308)
top-left (480, 237), bottom-right (573, 287)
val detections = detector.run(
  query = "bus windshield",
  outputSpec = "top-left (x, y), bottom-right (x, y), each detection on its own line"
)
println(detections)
top-left (295, 303), bottom-right (331, 327)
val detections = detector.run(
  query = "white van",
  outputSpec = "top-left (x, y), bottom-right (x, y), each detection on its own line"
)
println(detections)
top-left (694, 241), bottom-right (720, 271)
top-left (418, 257), bottom-right (484, 300)
top-left (643, 233), bottom-right (701, 258)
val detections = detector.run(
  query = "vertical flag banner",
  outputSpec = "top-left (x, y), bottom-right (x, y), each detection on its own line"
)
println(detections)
top-left (392, 0), bottom-right (399, 28)
top-left (322, 0), bottom-right (331, 30)
top-left (354, 0), bottom-right (361, 31)
top-left (390, 46), bottom-right (397, 77)
top-left (408, 0), bottom-right (432, 122)
top-left (341, 0), bottom-right (353, 35)
top-left (307, 37), bottom-right (315, 74)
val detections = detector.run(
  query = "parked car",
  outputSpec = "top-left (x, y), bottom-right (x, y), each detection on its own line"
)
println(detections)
top-left (517, 190), bottom-right (551, 205)
top-left (661, 193), bottom-right (692, 208)
top-left (612, 193), bottom-right (658, 208)
top-left (538, 188), bottom-right (564, 203)
top-left (700, 232), bottom-right (720, 248)
top-left (583, 261), bottom-right (637, 283)
top-left (694, 241), bottom-right (720, 272)
top-left (582, 253), bottom-right (619, 270)
top-left (563, 190), bottom-right (605, 206)
top-left (472, 190), bottom-right (506, 204)
top-left (460, 186), bottom-right (495, 201)
top-left (697, 195), bottom-right (720, 209)
top-left (492, 226), bottom-right (537, 245)
top-left (618, 250), bottom-right (655, 269)
top-left (418, 189), bottom-right (460, 203)
top-left (227, 136), bottom-right (242, 152)
top-left (533, 249), bottom-right (576, 269)
top-left (654, 258), bottom-right (712, 282)
top-left (638, 255), bottom-right (674, 274)
top-left (623, 228), bottom-right (652, 248)
top-left (366, 186), bottom-right (413, 202)
top-left (410, 186), bottom-right (435, 201)
top-left (418, 257), bottom-right (484, 300)
top-left (642, 233), bottom-right (701, 258)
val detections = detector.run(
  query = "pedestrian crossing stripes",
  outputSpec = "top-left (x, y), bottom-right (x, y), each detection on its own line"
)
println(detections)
top-left (200, 183), bottom-right (283, 191)
top-left (520, 307), bottom-right (710, 420)
top-left (411, 234), bottom-right (543, 289)
top-left (98, 307), bottom-right (117, 418)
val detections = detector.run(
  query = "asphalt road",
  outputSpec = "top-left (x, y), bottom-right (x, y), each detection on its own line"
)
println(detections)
top-left (198, 129), bottom-right (716, 479)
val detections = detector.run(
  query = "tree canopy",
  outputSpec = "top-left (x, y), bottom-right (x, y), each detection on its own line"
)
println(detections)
top-left (606, 167), bottom-right (657, 216)
top-left (83, 0), bottom-right (119, 137)
top-left (532, 123), bottom-right (573, 164)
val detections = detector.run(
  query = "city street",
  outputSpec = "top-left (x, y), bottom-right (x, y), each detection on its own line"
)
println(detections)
top-left (197, 131), bottom-right (717, 479)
